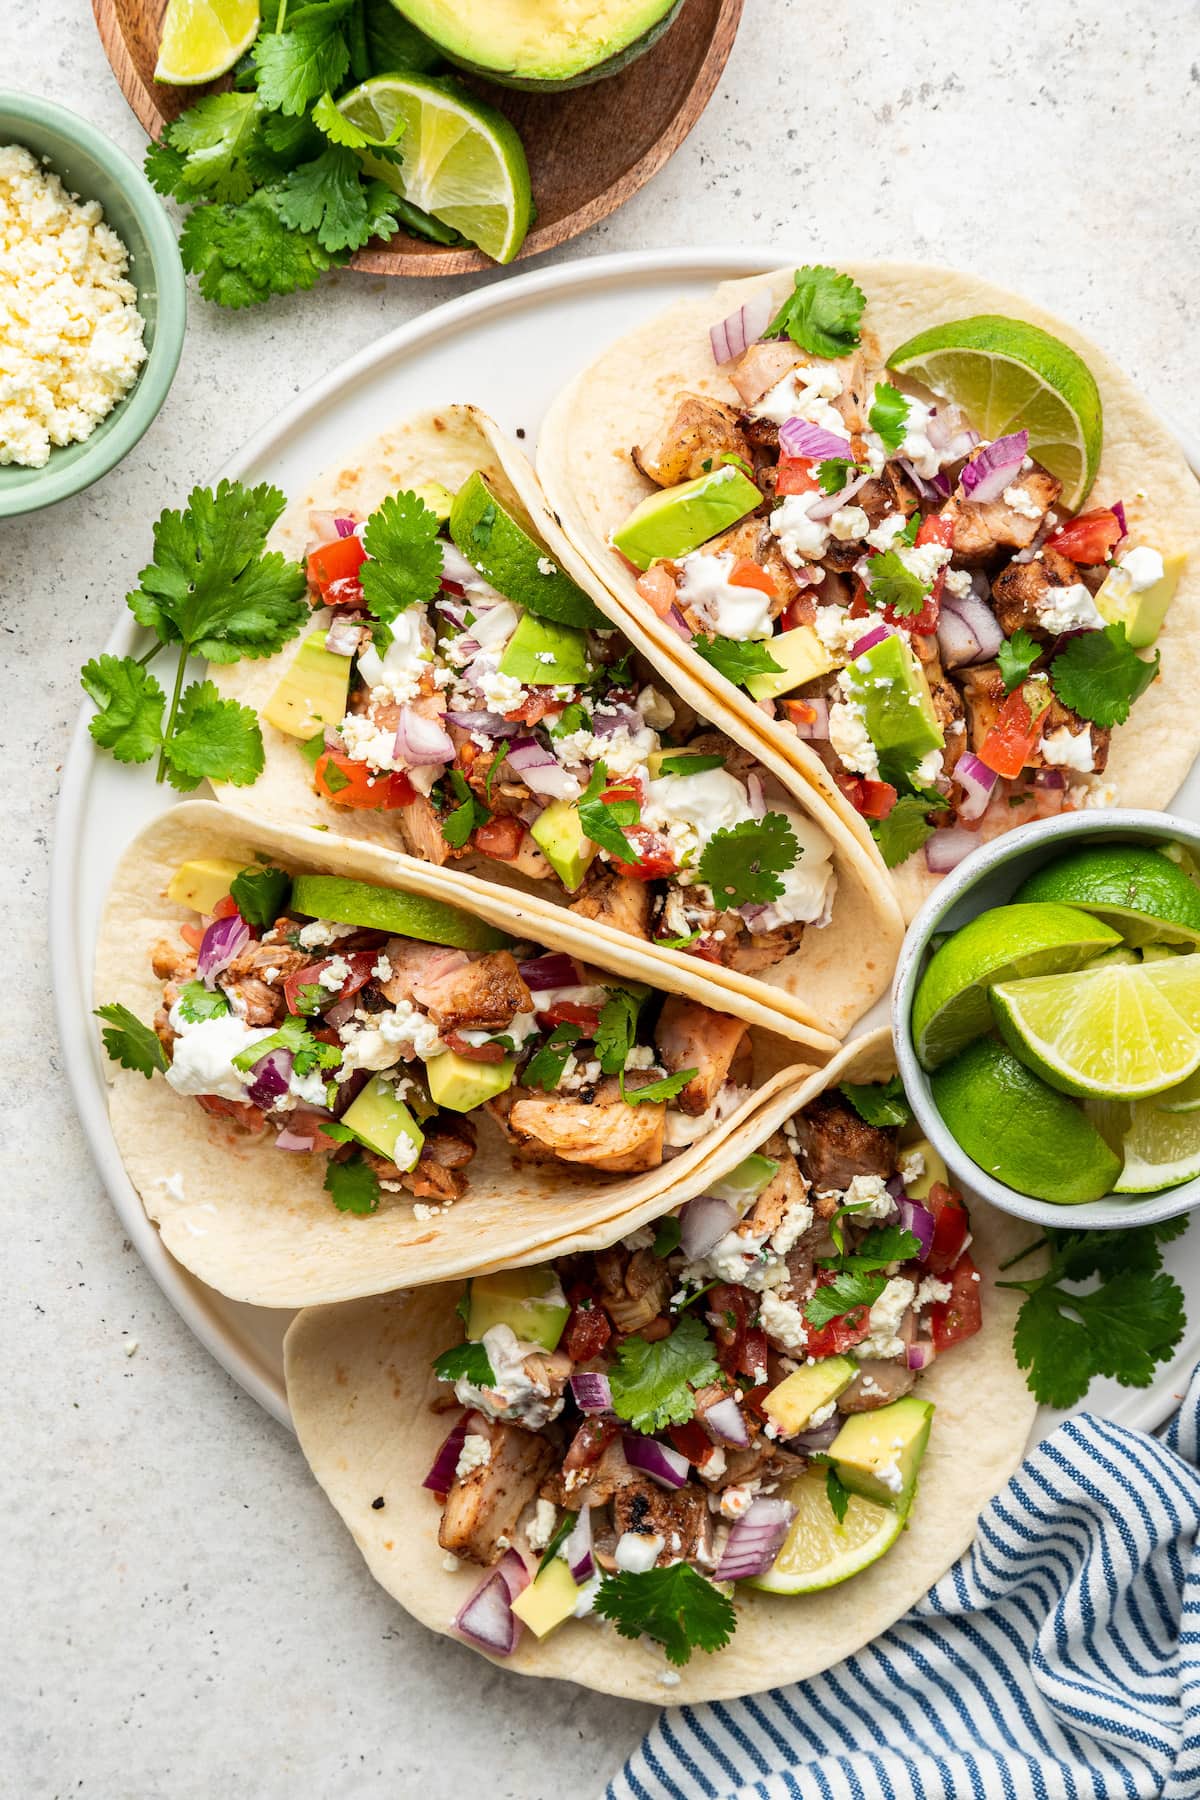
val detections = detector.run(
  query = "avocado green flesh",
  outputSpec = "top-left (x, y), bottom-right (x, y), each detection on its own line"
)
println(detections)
top-left (613, 466), bottom-right (761, 570)
top-left (391, 0), bottom-right (684, 89)
top-left (448, 469), bottom-right (606, 629)
top-left (842, 634), bottom-right (943, 771)
top-left (708, 1153), bottom-right (779, 1204)
top-left (289, 873), bottom-right (510, 951)
top-left (341, 1076), bottom-right (424, 1170)
top-left (830, 1396), bottom-right (933, 1509)
top-left (467, 1267), bottom-right (570, 1351)
top-left (764, 1357), bottom-right (857, 1435)
top-left (425, 1049), bottom-right (516, 1112)
top-left (498, 613), bottom-right (592, 685)
top-left (530, 799), bottom-right (596, 892)
top-left (263, 632), bottom-right (351, 740)
top-left (745, 625), bottom-right (838, 702)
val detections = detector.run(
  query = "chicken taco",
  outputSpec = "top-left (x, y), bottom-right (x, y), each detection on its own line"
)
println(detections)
top-left (284, 1029), bottom-right (1035, 1703)
top-left (94, 800), bottom-right (826, 1309)
top-left (209, 404), bottom-right (902, 1039)
top-left (535, 264), bottom-right (1200, 918)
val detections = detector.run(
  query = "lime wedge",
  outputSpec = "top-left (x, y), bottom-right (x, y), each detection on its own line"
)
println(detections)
top-left (154, 0), bottom-right (259, 84)
top-left (911, 902), bottom-right (1120, 1071)
top-left (336, 73), bottom-right (532, 263)
top-left (1151, 1066), bottom-right (1200, 1114)
top-left (888, 315), bottom-right (1103, 508)
top-left (1116, 1100), bottom-right (1200, 1191)
top-left (990, 955), bottom-right (1200, 1100)
top-left (747, 1467), bottom-right (904, 1595)
top-left (1012, 844), bottom-right (1200, 949)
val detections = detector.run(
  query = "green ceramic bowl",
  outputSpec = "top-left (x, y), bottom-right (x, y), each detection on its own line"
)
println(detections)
top-left (0, 92), bottom-right (187, 518)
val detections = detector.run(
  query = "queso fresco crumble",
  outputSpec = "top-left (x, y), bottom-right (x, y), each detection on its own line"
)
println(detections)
top-left (0, 143), bottom-right (147, 468)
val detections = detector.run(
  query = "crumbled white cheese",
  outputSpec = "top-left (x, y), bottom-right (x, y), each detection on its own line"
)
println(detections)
top-left (356, 607), bottom-right (433, 703)
top-left (865, 512), bottom-right (907, 552)
top-left (770, 491), bottom-right (831, 565)
top-left (813, 603), bottom-right (867, 659)
top-left (525, 1497), bottom-right (558, 1550)
top-left (1117, 545), bottom-right (1165, 591)
top-left (1039, 726), bottom-right (1094, 773)
top-left (807, 1399), bottom-right (838, 1428)
top-left (771, 1199), bottom-right (815, 1257)
top-left (911, 748), bottom-right (944, 787)
top-left (828, 693), bottom-right (880, 777)
top-left (164, 1008), bottom-right (272, 1103)
top-left (753, 361), bottom-right (848, 433)
top-left (759, 1290), bottom-right (809, 1351)
top-left (943, 567), bottom-right (973, 600)
top-left (476, 664), bottom-right (526, 715)
top-left (855, 1276), bottom-right (916, 1360)
top-left (454, 1324), bottom-right (563, 1429)
top-left (318, 954), bottom-right (351, 990)
top-left (915, 1277), bottom-right (952, 1311)
top-left (718, 1485), bottom-right (756, 1520)
top-left (829, 505), bottom-right (870, 542)
top-left (842, 1173), bottom-right (894, 1220)
top-left (615, 1532), bottom-right (663, 1573)
top-left (1035, 583), bottom-right (1104, 634)
top-left (536, 555), bottom-right (558, 576)
top-left (1080, 779), bottom-right (1121, 809)
top-left (1002, 484), bottom-right (1044, 520)
top-left (455, 1433), bottom-right (492, 1480)
top-left (899, 1148), bottom-right (925, 1186)
top-left (297, 919), bottom-right (355, 949)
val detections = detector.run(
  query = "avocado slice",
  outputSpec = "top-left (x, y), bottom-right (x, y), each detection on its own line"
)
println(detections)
top-left (390, 0), bottom-right (684, 90)
top-left (510, 1555), bottom-right (579, 1636)
top-left (763, 1357), bottom-right (858, 1437)
top-left (262, 631), bottom-right (352, 740)
top-left (707, 1153), bottom-right (780, 1205)
top-left (612, 465), bottom-right (762, 571)
top-left (341, 1076), bottom-right (424, 1171)
top-left (425, 1049), bottom-right (516, 1112)
top-left (467, 1266), bottom-right (570, 1351)
top-left (412, 480), bottom-right (455, 523)
top-left (829, 1395), bottom-right (934, 1510)
top-left (498, 613), bottom-right (593, 686)
top-left (449, 470), bottom-right (607, 629)
top-left (841, 633), bottom-right (943, 773)
top-left (288, 873), bottom-right (510, 952)
top-left (745, 625), bottom-right (840, 701)
top-left (900, 1137), bottom-right (949, 1202)
top-left (530, 799), bottom-right (597, 893)
top-left (1094, 549), bottom-right (1187, 648)
top-left (166, 858), bottom-right (244, 915)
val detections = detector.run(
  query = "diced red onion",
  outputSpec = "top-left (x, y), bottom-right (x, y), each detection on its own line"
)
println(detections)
top-left (453, 1568), bottom-right (519, 1656)
top-left (937, 594), bottom-right (1003, 669)
top-left (323, 724), bottom-right (343, 753)
top-left (702, 1396), bottom-right (750, 1448)
top-left (330, 1068), bottom-right (369, 1116)
top-left (756, 697), bottom-right (777, 719)
top-left (809, 469), bottom-right (872, 521)
top-left (931, 470), bottom-right (953, 499)
top-left (518, 953), bottom-right (581, 991)
top-left (439, 541), bottom-right (507, 606)
top-left (778, 419), bottom-right (853, 462)
top-left (665, 604), bottom-right (692, 641)
top-left (679, 1193), bottom-right (736, 1260)
top-left (325, 615), bottom-right (363, 657)
top-left (790, 696), bottom-right (830, 740)
top-left (569, 1372), bottom-right (613, 1414)
top-left (960, 431), bottom-right (1029, 505)
top-left (437, 598), bottom-right (470, 629)
top-left (470, 605), bottom-right (520, 650)
top-left (1112, 499), bottom-right (1128, 536)
top-left (423, 1412), bottom-right (471, 1492)
top-left (713, 1497), bottom-right (796, 1581)
top-left (926, 404), bottom-right (977, 454)
top-left (334, 516), bottom-right (356, 538)
top-left (850, 623), bottom-right (892, 659)
top-left (444, 710), bottom-right (520, 737)
top-left (565, 1506), bottom-right (594, 1582)
top-left (896, 457), bottom-right (939, 500)
top-left (792, 1416), bottom-right (841, 1453)
top-left (394, 706), bottom-right (454, 767)
top-left (591, 705), bottom-right (642, 737)
top-left (622, 1435), bottom-right (690, 1490)
top-left (952, 751), bottom-right (999, 823)
top-left (925, 826), bottom-right (980, 873)
top-left (246, 1047), bottom-right (294, 1111)
top-left (746, 773), bottom-right (765, 819)
top-left (898, 1196), bottom-right (936, 1261)
top-left (907, 1341), bottom-right (938, 1372)
top-left (196, 912), bottom-right (250, 987)
top-left (1035, 767), bottom-right (1066, 790)
top-left (274, 1125), bottom-right (322, 1151)
top-left (323, 992), bottom-right (359, 1031)
top-left (496, 1547), bottom-right (531, 1603)
top-left (505, 737), bottom-right (579, 801)
top-left (709, 290), bottom-right (775, 365)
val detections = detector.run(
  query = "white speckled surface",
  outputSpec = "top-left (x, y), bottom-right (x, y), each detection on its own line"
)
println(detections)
top-left (5, 3), bottom-right (1200, 1795)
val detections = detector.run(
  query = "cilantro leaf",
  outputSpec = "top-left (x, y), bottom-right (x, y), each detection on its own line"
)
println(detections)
top-left (179, 191), bottom-right (339, 308)
top-left (94, 1003), bottom-right (168, 1078)
top-left (175, 981), bottom-right (231, 1024)
top-left (829, 1226), bottom-right (922, 1274)
top-left (608, 1316), bottom-right (719, 1434)
top-left (324, 1154), bottom-right (381, 1216)
top-left (359, 489), bottom-right (445, 620)
top-left (144, 138), bottom-right (190, 200)
top-left (230, 864), bottom-right (291, 928)
top-left (998, 628), bottom-right (1040, 694)
top-left (825, 1465), bottom-right (850, 1525)
top-left (157, 92), bottom-right (267, 204)
top-left (310, 89), bottom-right (404, 153)
top-left (839, 1075), bottom-right (911, 1127)
top-left (764, 265), bottom-right (866, 360)
top-left (440, 768), bottom-right (490, 850)
top-left (231, 1012), bottom-right (342, 1076)
top-left (804, 1270), bottom-right (886, 1330)
top-left (163, 682), bottom-right (265, 790)
top-left (692, 635), bottom-right (783, 689)
top-left (656, 753), bottom-right (725, 777)
top-left (433, 1341), bottom-right (496, 1387)
top-left (817, 457), bottom-right (861, 496)
top-left (252, 0), bottom-right (354, 115)
top-left (275, 146), bottom-right (399, 253)
top-left (868, 382), bottom-right (909, 455)
top-left (655, 930), bottom-right (702, 951)
top-left (870, 793), bottom-right (948, 869)
top-left (594, 989), bottom-right (641, 1076)
top-left (620, 1068), bottom-right (696, 1106)
top-left (80, 655), bottom-right (164, 763)
top-left (867, 548), bottom-right (930, 616)
top-left (653, 1215), bottom-right (682, 1258)
top-left (523, 1023), bottom-right (582, 1091)
top-left (595, 1565), bottom-right (736, 1667)
top-left (578, 762), bottom-right (641, 863)
top-left (698, 813), bottom-right (799, 909)
top-left (1050, 624), bottom-right (1160, 727)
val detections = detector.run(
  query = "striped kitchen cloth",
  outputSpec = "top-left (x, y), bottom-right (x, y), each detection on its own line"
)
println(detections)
top-left (609, 1366), bottom-right (1200, 1800)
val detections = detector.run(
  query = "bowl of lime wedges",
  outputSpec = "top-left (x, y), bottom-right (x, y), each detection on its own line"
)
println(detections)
top-left (893, 809), bottom-right (1200, 1229)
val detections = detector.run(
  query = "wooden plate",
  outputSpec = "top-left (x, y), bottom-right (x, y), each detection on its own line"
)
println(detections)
top-left (92, 0), bottom-right (743, 277)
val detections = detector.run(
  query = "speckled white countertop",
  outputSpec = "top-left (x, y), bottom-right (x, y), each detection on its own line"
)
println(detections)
top-left (5, 3), bottom-right (1199, 1795)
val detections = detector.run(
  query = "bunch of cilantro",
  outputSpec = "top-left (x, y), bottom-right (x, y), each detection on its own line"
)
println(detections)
top-left (146, 0), bottom-right (452, 307)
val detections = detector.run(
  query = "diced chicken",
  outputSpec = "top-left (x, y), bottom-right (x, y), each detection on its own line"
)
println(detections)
top-left (735, 1144), bottom-right (809, 1241)
top-left (220, 976), bottom-right (286, 1027)
top-left (544, 1428), bottom-right (636, 1508)
top-left (395, 792), bottom-right (453, 867)
top-left (226, 940), bottom-right (312, 986)
top-left (944, 464), bottom-right (1061, 565)
top-left (414, 951), bottom-right (532, 1035)
top-left (569, 869), bottom-right (653, 938)
top-left (379, 942), bottom-right (470, 1008)
top-left (857, 462), bottom-right (921, 528)
top-left (407, 1117), bottom-right (476, 1202)
top-left (728, 341), bottom-right (803, 409)
top-left (837, 1360), bottom-right (916, 1412)
top-left (607, 1480), bottom-right (714, 1568)
top-left (595, 1246), bottom-right (672, 1335)
top-left (922, 656), bottom-right (967, 774)
top-left (960, 665), bottom-right (1110, 773)
top-left (830, 349), bottom-right (876, 440)
top-left (726, 918), bottom-right (807, 973)
top-left (506, 835), bottom-right (555, 881)
top-left (438, 1418), bottom-right (557, 1567)
top-left (991, 546), bottom-right (1082, 643)
top-left (654, 996), bottom-right (751, 1116)
top-left (151, 938), bottom-right (198, 982)
top-left (500, 1083), bottom-right (667, 1174)
top-left (632, 393), bottom-right (752, 488)
top-left (717, 1442), bottom-right (808, 1490)
top-left (793, 1092), bottom-right (896, 1192)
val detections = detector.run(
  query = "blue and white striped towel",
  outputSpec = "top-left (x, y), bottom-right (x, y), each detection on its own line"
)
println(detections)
top-left (610, 1367), bottom-right (1200, 1800)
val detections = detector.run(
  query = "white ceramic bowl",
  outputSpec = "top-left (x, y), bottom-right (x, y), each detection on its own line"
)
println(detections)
top-left (892, 808), bottom-right (1200, 1230)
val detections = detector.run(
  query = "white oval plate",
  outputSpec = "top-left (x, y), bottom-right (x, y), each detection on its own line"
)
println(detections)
top-left (52, 248), bottom-right (1200, 1437)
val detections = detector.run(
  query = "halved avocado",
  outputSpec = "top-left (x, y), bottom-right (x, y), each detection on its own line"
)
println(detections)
top-left (390, 0), bottom-right (685, 89)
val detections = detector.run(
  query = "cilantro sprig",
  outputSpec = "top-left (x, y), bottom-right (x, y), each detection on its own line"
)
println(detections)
top-left (698, 814), bottom-right (799, 910)
top-left (608, 1316), bottom-right (719, 1434)
top-left (867, 548), bottom-right (931, 617)
top-left (94, 1004), bottom-right (168, 1079)
top-left (840, 1076), bottom-right (911, 1127)
top-left (998, 628), bottom-right (1040, 694)
top-left (440, 769), bottom-right (491, 850)
top-left (804, 1270), bottom-right (886, 1330)
top-left (433, 1341), bottom-right (496, 1387)
top-left (764, 266), bottom-right (866, 360)
top-left (594, 1565), bottom-right (735, 1667)
top-left (325, 1153), bottom-right (381, 1215)
top-left (176, 981), bottom-right (232, 1024)
top-left (1050, 624), bottom-right (1160, 727)
top-left (230, 864), bottom-right (291, 927)
top-left (360, 489), bottom-right (446, 620)
top-left (870, 791), bottom-right (949, 869)
top-left (692, 635), bottom-right (783, 690)
top-left (595, 990), bottom-right (641, 1076)
top-left (230, 1012), bottom-right (342, 1077)
top-left (578, 762), bottom-right (641, 863)
top-left (620, 1067), bottom-right (697, 1106)
top-left (868, 382), bottom-right (910, 455)
top-left (523, 1023), bottom-right (583, 1091)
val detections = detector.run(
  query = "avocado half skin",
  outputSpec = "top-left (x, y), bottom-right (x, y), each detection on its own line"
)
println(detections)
top-left (389, 0), bottom-right (686, 91)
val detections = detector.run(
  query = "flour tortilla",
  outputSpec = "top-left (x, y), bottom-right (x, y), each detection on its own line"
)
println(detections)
top-left (535, 263), bottom-right (1200, 920)
top-left (209, 403), bottom-right (903, 1039)
top-left (283, 1027), bottom-right (1037, 1704)
top-left (96, 798), bottom-right (829, 1309)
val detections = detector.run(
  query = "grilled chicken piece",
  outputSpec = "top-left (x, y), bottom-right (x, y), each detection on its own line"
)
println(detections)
top-left (544, 1429), bottom-right (636, 1507)
top-left (991, 546), bottom-right (1082, 643)
top-left (857, 462), bottom-right (921, 528)
top-left (407, 1117), bottom-right (476, 1201)
top-left (220, 976), bottom-right (286, 1027)
top-left (501, 1083), bottom-right (667, 1174)
top-left (830, 348), bottom-right (876, 441)
top-left (837, 1360), bottom-right (916, 1412)
top-left (718, 1442), bottom-right (808, 1489)
top-left (415, 951), bottom-right (532, 1035)
top-left (569, 868), bottom-right (653, 938)
top-left (944, 464), bottom-right (1061, 565)
top-left (922, 656), bottom-right (967, 773)
top-left (729, 341), bottom-right (803, 409)
top-left (727, 918), bottom-right (807, 973)
top-left (378, 942), bottom-right (469, 1008)
top-left (735, 1143), bottom-right (809, 1241)
top-left (438, 1419), bottom-right (557, 1567)
top-left (654, 996), bottom-right (751, 1116)
top-left (960, 665), bottom-right (1110, 773)
top-left (595, 1246), bottom-right (672, 1334)
top-left (151, 939), bottom-right (198, 982)
top-left (608, 1480), bottom-right (714, 1567)
top-left (395, 792), bottom-right (452, 866)
top-left (793, 1092), bottom-right (896, 1192)
top-left (632, 394), bottom-right (751, 488)
top-left (226, 940), bottom-right (311, 986)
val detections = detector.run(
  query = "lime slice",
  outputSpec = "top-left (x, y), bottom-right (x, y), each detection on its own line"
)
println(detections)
top-left (448, 470), bottom-right (608, 629)
top-left (1116, 1100), bottom-right (1200, 1192)
top-left (930, 1037), bottom-right (1121, 1204)
top-left (336, 73), bottom-right (532, 263)
top-left (154, 0), bottom-right (259, 83)
top-left (1151, 1066), bottom-right (1200, 1113)
top-left (911, 902), bottom-right (1120, 1071)
top-left (888, 315), bottom-right (1103, 508)
top-left (990, 955), bottom-right (1200, 1100)
top-left (287, 873), bottom-right (510, 952)
top-left (1012, 844), bottom-right (1200, 949)
top-left (748, 1467), bottom-right (904, 1595)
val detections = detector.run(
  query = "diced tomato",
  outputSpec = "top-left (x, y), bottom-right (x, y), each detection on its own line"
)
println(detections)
top-left (635, 563), bottom-right (679, 620)
top-left (926, 1182), bottom-right (971, 1274)
top-left (834, 773), bottom-right (899, 819)
top-left (473, 815), bottom-right (525, 860)
top-left (738, 1326), bottom-right (769, 1383)
top-left (195, 1094), bottom-right (266, 1129)
top-left (667, 1420), bottom-right (714, 1465)
top-left (505, 690), bottom-right (572, 725)
top-left (929, 1252), bottom-right (983, 1351)
top-left (314, 750), bottom-right (415, 811)
top-left (848, 578), bottom-right (871, 618)
top-left (601, 775), bottom-right (643, 806)
top-left (282, 950), bottom-right (377, 1017)
top-left (784, 698), bottom-right (821, 729)
top-left (728, 557), bottom-right (777, 598)
top-left (562, 1301), bottom-right (612, 1362)
top-left (307, 534), bottom-right (366, 600)
top-left (1045, 508), bottom-right (1123, 565)
top-left (442, 1033), bottom-right (507, 1063)
top-left (540, 1000), bottom-right (602, 1032)
top-left (211, 894), bottom-right (241, 920)
top-left (800, 1272), bottom-right (874, 1357)
top-left (180, 922), bottom-right (205, 951)
top-left (708, 1287), bottom-right (769, 1381)
top-left (741, 1382), bottom-right (772, 1421)
top-left (916, 513), bottom-right (955, 552)
top-left (977, 687), bottom-right (1043, 779)
top-left (563, 1417), bottom-right (618, 1470)
top-left (775, 455), bottom-right (820, 497)
top-left (781, 597), bottom-right (815, 631)
top-left (883, 514), bottom-right (955, 635)
top-left (611, 826), bottom-right (677, 881)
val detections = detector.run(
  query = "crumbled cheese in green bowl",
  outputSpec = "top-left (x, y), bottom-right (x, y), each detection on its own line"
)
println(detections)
top-left (0, 93), bottom-right (186, 518)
